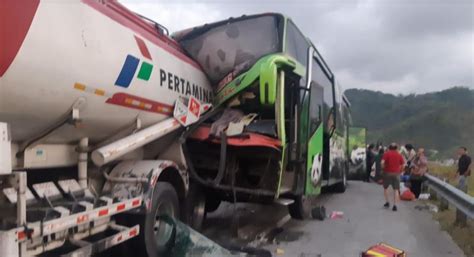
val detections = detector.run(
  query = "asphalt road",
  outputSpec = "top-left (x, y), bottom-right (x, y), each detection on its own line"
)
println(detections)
top-left (259, 181), bottom-right (465, 257)
top-left (105, 181), bottom-right (465, 257)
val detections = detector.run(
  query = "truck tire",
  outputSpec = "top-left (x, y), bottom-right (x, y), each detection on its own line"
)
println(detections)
top-left (288, 194), bottom-right (311, 220)
top-left (132, 182), bottom-right (180, 256)
top-left (205, 195), bottom-right (221, 213)
top-left (184, 183), bottom-right (206, 231)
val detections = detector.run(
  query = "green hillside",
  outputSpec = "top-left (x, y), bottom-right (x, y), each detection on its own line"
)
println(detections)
top-left (345, 87), bottom-right (474, 159)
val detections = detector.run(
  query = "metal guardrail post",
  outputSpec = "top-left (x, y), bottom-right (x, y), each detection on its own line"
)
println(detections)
top-left (456, 209), bottom-right (467, 226)
top-left (424, 174), bottom-right (474, 227)
top-left (439, 198), bottom-right (449, 211)
top-left (429, 187), bottom-right (438, 201)
top-left (456, 182), bottom-right (468, 226)
top-left (432, 177), bottom-right (449, 211)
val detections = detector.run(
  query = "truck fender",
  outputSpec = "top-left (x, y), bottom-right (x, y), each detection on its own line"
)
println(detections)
top-left (103, 160), bottom-right (188, 214)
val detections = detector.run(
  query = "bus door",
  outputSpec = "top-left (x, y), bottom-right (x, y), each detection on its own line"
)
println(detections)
top-left (304, 80), bottom-right (325, 195)
top-left (348, 127), bottom-right (368, 180)
top-left (304, 46), bottom-right (336, 195)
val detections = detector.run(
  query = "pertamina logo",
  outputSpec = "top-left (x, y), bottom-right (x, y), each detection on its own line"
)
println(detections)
top-left (115, 36), bottom-right (154, 88)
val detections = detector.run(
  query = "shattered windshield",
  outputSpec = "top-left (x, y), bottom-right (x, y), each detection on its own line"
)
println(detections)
top-left (178, 15), bottom-right (282, 87)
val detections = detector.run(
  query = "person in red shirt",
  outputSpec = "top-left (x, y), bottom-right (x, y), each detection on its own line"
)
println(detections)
top-left (382, 143), bottom-right (405, 211)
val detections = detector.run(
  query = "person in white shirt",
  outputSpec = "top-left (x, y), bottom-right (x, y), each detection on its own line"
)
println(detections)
top-left (401, 144), bottom-right (416, 175)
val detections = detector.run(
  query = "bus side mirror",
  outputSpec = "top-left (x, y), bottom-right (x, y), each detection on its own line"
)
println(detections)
top-left (259, 56), bottom-right (296, 105)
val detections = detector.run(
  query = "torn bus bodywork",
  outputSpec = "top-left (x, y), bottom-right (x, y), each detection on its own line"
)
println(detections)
top-left (175, 13), bottom-right (353, 223)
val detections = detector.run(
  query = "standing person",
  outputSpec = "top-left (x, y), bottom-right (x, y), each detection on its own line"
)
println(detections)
top-left (410, 148), bottom-right (428, 198)
top-left (456, 147), bottom-right (471, 192)
top-left (374, 147), bottom-right (385, 182)
top-left (366, 144), bottom-right (376, 182)
top-left (382, 143), bottom-right (405, 211)
top-left (403, 144), bottom-right (416, 175)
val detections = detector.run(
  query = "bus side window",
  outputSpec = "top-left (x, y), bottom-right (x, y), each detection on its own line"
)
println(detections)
top-left (285, 21), bottom-right (309, 66)
top-left (311, 58), bottom-right (334, 133)
top-left (309, 82), bottom-right (323, 133)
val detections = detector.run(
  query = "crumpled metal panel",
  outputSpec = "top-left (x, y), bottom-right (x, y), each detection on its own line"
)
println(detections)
top-left (165, 218), bottom-right (244, 257)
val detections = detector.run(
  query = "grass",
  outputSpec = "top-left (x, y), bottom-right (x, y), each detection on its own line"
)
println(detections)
top-left (428, 163), bottom-right (474, 256)
top-left (432, 206), bottom-right (474, 257)
top-left (428, 163), bottom-right (474, 196)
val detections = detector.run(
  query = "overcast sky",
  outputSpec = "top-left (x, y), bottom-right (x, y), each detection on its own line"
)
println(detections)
top-left (123, 0), bottom-right (473, 94)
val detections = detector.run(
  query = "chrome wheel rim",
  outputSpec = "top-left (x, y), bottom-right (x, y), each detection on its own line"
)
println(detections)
top-left (153, 201), bottom-right (175, 247)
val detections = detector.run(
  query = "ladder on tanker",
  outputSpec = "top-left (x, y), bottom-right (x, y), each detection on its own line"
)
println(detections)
top-left (0, 172), bottom-right (142, 257)
top-left (0, 173), bottom-right (261, 257)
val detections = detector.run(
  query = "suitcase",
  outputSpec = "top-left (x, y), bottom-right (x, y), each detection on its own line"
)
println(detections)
top-left (362, 243), bottom-right (406, 257)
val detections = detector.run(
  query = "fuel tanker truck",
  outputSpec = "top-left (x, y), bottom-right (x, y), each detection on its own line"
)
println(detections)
top-left (0, 0), bottom-right (215, 256)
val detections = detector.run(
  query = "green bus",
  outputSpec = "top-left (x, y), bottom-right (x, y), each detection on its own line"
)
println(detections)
top-left (175, 13), bottom-right (354, 226)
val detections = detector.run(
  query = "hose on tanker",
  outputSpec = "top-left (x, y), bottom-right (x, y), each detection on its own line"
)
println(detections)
top-left (213, 132), bottom-right (227, 185)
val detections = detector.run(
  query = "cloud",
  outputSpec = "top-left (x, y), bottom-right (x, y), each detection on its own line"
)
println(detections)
top-left (123, 0), bottom-right (473, 94)
top-left (121, 1), bottom-right (222, 32)
top-left (376, 0), bottom-right (473, 38)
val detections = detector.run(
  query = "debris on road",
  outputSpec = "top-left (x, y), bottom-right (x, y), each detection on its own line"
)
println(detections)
top-left (311, 206), bottom-right (326, 220)
top-left (330, 211), bottom-right (344, 219)
top-left (362, 242), bottom-right (406, 257)
top-left (221, 242), bottom-right (272, 257)
top-left (275, 248), bottom-right (285, 255)
top-left (166, 217), bottom-right (239, 257)
top-left (244, 213), bottom-right (290, 247)
top-left (168, 217), bottom-right (273, 257)
top-left (418, 193), bottom-right (430, 200)
top-left (247, 232), bottom-right (269, 247)
top-left (415, 203), bottom-right (439, 213)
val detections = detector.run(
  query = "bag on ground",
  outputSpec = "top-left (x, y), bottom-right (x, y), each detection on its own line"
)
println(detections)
top-left (400, 189), bottom-right (416, 201)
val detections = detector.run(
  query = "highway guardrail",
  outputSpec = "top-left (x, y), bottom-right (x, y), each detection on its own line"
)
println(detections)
top-left (424, 173), bottom-right (474, 225)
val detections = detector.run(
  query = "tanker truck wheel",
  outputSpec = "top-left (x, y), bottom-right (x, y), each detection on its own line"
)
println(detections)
top-left (131, 182), bottom-right (180, 256)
